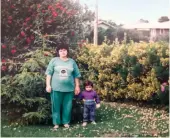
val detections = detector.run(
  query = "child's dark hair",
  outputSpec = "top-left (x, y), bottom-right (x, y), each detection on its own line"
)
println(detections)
top-left (84, 80), bottom-right (93, 87)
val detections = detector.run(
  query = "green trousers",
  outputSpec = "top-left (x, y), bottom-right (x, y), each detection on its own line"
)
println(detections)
top-left (50, 91), bottom-right (74, 125)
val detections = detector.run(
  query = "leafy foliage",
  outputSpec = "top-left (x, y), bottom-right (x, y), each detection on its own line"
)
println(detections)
top-left (158, 16), bottom-right (169, 22)
top-left (1, 47), bottom-right (85, 125)
top-left (76, 41), bottom-right (169, 103)
top-left (1, 0), bottom-right (94, 75)
top-left (1, 49), bottom-right (53, 125)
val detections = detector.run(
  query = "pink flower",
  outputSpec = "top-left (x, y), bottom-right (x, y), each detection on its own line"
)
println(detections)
top-left (8, 16), bottom-right (12, 20)
top-left (11, 49), bottom-right (17, 54)
top-left (77, 42), bottom-right (82, 47)
top-left (11, 5), bottom-right (14, 8)
top-left (161, 82), bottom-right (168, 92)
top-left (26, 37), bottom-right (31, 44)
top-left (44, 53), bottom-right (49, 56)
top-left (71, 31), bottom-right (75, 36)
top-left (60, 6), bottom-right (64, 11)
top-left (37, 4), bottom-right (41, 8)
top-left (63, 8), bottom-right (66, 12)
top-left (1, 66), bottom-right (7, 71)
top-left (8, 20), bottom-right (12, 24)
top-left (2, 45), bottom-right (7, 49)
top-left (56, 2), bottom-right (61, 8)
top-left (23, 22), bottom-right (27, 26)
top-left (162, 82), bottom-right (167, 86)
top-left (81, 40), bottom-right (86, 43)
top-left (48, 5), bottom-right (52, 10)
top-left (20, 31), bottom-right (26, 37)
top-left (2, 59), bottom-right (6, 63)
top-left (52, 12), bottom-right (58, 17)
top-left (161, 85), bottom-right (165, 92)
top-left (25, 17), bottom-right (31, 22)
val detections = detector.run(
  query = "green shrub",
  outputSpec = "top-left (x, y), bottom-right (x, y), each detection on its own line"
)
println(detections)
top-left (1, 49), bottom-right (52, 125)
top-left (76, 41), bottom-right (169, 103)
top-left (1, 48), bottom-right (84, 125)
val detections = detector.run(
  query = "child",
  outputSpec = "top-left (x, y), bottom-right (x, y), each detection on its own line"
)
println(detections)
top-left (79, 80), bottom-right (100, 126)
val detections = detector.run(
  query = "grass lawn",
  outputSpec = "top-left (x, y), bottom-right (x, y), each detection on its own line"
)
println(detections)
top-left (1, 102), bottom-right (169, 137)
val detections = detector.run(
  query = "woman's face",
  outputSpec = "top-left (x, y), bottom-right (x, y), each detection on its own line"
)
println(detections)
top-left (59, 49), bottom-right (67, 58)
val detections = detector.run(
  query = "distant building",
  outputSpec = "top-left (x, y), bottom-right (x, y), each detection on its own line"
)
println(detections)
top-left (122, 21), bottom-right (169, 41)
top-left (98, 20), bottom-right (115, 29)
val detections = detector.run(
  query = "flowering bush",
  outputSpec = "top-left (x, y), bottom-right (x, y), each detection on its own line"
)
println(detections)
top-left (1, 0), bottom-right (94, 125)
top-left (1, 0), bottom-right (94, 75)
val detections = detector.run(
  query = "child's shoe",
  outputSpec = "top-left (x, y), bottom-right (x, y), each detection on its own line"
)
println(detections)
top-left (82, 122), bottom-right (87, 126)
top-left (91, 121), bottom-right (96, 125)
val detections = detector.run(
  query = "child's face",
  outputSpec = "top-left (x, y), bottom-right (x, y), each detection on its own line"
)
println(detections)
top-left (85, 85), bottom-right (93, 91)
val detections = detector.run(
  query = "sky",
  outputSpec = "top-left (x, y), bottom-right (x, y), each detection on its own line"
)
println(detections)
top-left (79, 0), bottom-right (170, 24)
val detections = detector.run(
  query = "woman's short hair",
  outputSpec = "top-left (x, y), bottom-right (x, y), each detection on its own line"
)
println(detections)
top-left (56, 43), bottom-right (69, 56)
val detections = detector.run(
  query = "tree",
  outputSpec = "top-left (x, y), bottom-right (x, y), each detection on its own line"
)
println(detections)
top-left (1, 0), bottom-right (94, 125)
top-left (1, 0), bottom-right (94, 75)
top-left (158, 16), bottom-right (169, 22)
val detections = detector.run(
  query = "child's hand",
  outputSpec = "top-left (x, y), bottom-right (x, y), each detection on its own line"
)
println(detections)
top-left (96, 104), bottom-right (100, 109)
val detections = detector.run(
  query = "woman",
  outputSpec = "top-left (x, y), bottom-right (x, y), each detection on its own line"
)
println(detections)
top-left (45, 43), bottom-right (81, 130)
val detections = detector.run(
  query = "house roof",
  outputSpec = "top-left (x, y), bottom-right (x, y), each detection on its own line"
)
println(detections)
top-left (98, 21), bottom-right (116, 28)
top-left (122, 21), bottom-right (170, 29)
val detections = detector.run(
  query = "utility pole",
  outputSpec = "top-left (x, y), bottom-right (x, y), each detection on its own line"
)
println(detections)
top-left (94, 0), bottom-right (98, 45)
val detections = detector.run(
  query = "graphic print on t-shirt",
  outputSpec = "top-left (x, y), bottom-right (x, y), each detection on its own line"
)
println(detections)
top-left (59, 68), bottom-right (68, 78)
top-left (54, 65), bottom-right (73, 80)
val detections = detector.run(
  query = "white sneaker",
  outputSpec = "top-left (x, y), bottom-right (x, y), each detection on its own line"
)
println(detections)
top-left (82, 122), bottom-right (87, 126)
top-left (51, 125), bottom-right (59, 131)
top-left (64, 124), bottom-right (70, 128)
top-left (91, 121), bottom-right (96, 125)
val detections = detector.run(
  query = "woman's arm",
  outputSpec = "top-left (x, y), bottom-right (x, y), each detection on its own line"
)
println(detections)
top-left (45, 58), bottom-right (54, 93)
top-left (73, 60), bottom-right (81, 95)
top-left (74, 78), bottom-right (80, 95)
top-left (46, 75), bottom-right (52, 93)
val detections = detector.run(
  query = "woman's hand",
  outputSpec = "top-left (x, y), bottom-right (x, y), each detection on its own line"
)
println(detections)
top-left (46, 85), bottom-right (52, 93)
top-left (74, 86), bottom-right (80, 95)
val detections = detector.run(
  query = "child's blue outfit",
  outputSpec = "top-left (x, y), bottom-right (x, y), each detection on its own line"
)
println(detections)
top-left (79, 90), bottom-right (100, 122)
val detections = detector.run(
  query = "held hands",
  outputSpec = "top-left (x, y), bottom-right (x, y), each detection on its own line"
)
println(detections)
top-left (46, 85), bottom-right (52, 93)
top-left (96, 104), bottom-right (101, 109)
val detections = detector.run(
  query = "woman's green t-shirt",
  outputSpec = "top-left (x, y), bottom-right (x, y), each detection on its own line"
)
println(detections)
top-left (45, 57), bottom-right (81, 92)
